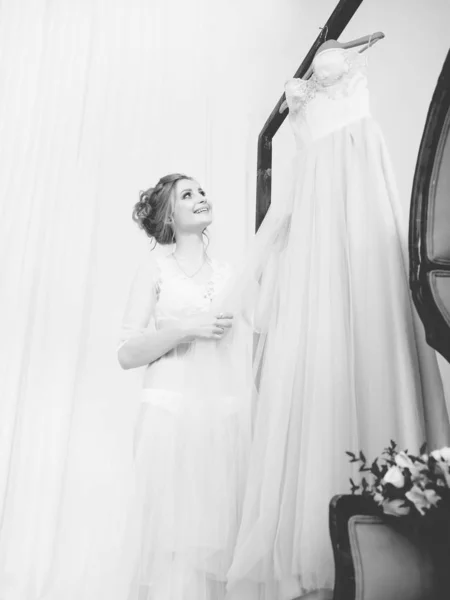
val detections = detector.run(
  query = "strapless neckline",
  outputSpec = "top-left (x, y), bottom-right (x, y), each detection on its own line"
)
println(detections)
top-left (285, 48), bottom-right (360, 87)
top-left (313, 46), bottom-right (349, 62)
top-left (284, 48), bottom-right (369, 144)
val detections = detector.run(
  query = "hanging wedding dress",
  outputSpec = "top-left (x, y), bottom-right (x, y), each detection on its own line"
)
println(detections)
top-left (225, 47), bottom-right (450, 599)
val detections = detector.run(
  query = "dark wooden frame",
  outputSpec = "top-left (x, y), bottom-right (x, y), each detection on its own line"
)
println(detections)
top-left (329, 494), bottom-right (380, 600)
top-left (255, 0), bottom-right (365, 230)
top-left (409, 49), bottom-right (450, 363)
top-left (330, 494), bottom-right (450, 600)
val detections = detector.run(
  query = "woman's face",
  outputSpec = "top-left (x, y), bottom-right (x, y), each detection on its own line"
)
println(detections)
top-left (171, 178), bottom-right (213, 235)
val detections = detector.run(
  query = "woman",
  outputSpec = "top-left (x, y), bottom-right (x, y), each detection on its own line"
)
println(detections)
top-left (117, 174), bottom-right (252, 600)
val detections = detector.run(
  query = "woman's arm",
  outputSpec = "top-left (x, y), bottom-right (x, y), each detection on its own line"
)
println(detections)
top-left (118, 325), bottom-right (191, 370)
top-left (117, 257), bottom-right (162, 370)
top-left (117, 257), bottom-right (233, 370)
top-left (119, 314), bottom-right (234, 370)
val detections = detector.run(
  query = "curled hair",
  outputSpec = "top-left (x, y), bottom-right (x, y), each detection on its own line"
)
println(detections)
top-left (132, 173), bottom-right (193, 245)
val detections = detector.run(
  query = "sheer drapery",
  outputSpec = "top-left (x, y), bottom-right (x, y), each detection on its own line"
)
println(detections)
top-left (0, 0), bottom-right (291, 597)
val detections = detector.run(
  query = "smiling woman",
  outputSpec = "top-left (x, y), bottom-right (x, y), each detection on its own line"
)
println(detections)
top-left (118, 174), bottom-right (228, 371)
top-left (132, 174), bottom-right (212, 247)
top-left (116, 174), bottom-right (253, 600)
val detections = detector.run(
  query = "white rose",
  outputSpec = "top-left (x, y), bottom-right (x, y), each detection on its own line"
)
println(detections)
top-left (439, 447), bottom-right (450, 462)
top-left (436, 463), bottom-right (450, 488)
top-left (395, 452), bottom-right (428, 480)
top-left (424, 488), bottom-right (441, 506)
top-left (395, 452), bottom-right (414, 469)
top-left (405, 485), bottom-right (441, 515)
top-left (382, 499), bottom-right (410, 517)
top-left (430, 448), bottom-right (450, 486)
top-left (373, 492), bottom-right (384, 505)
top-left (383, 466), bottom-right (405, 488)
top-left (431, 449), bottom-right (443, 461)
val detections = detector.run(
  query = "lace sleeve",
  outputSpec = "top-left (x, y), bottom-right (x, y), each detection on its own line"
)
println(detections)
top-left (284, 78), bottom-right (310, 114)
top-left (117, 256), bottom-right (160, 351)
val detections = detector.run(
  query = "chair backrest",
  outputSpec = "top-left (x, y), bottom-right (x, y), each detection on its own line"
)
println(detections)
top-left (348, 515), bottom-right (436, 600)
top-left (329, 495), bottom-right (448, 600)
top-left (409, 49), bottom-right (450, 362)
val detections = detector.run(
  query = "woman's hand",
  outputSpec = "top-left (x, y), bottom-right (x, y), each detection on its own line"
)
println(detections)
top-left (183, 312), bottom-right (234, 341)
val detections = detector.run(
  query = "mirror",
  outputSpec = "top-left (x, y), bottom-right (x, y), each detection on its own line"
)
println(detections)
top-left (409, 49), bottom-right (450, 363)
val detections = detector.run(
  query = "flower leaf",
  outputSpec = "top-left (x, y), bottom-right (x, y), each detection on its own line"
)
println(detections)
top-left (349, 478), bottom-right (360, 494)
top-left (370, 459), bottom-right (381, 478)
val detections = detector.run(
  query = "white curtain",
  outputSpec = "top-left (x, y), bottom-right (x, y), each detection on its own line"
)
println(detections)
top-left (0, 1), bottom-right (309, 598)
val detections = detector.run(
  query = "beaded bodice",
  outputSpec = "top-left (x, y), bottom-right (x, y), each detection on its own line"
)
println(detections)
top-left (285, 48), bottom-right (370, 145)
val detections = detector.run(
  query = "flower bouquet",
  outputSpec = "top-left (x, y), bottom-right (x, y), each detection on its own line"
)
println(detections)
top-left (347, 441), bottom-right (450, 518)
top-left (347, 441), bottom-right (450, 592)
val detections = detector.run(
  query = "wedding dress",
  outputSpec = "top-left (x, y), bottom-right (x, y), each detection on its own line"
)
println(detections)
top-left (117, 254), bottom-right (253, 600)
top-left (225, 48), bottom-right (450, 600)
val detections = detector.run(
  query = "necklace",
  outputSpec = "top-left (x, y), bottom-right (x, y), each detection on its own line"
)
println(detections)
top-left (172, 252), bottom-right (208, 279)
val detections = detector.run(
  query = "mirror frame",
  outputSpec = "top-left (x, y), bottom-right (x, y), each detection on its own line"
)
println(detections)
top-left (409, 49), bottom-right (450, 363)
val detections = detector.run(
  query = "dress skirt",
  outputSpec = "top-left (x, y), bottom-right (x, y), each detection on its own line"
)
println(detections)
top-left (225, 116), bottom-right (450, 599)
top-left (122, 326), bottom-right (253, 600)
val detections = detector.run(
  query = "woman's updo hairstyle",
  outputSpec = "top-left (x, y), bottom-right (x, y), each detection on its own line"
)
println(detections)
top-left (132, 173), bottom-right (193, 245)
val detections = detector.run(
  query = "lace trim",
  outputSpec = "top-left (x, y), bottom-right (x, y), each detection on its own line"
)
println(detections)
top-left (204, 259), bottom-right (231, 301)
top-left (156, 255), bottom-right (231, 302)
top-left (284, 49), bottom-right (367, 114)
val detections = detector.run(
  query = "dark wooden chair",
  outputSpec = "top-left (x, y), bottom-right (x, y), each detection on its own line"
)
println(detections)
top-left (329, 494), bottom-right (449, 600)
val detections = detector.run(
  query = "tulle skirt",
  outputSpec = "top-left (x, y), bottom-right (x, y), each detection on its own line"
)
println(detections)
top-left (119, 322), bottom-right (253, 600)
top-left (225, 117), bottom-right (450, 599)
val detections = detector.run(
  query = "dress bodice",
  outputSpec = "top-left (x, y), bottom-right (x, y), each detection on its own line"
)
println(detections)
top-left (285, 48), bottom-right (370, 146)
top-left (119, 253), bottom-right (234, 391)
top-left (153, 255), bottom-right (232, 326)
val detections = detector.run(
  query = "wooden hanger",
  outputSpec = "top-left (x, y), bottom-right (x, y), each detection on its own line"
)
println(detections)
top-left (279, 31), bottom-right (385, 114)
top-left (314, 30), bottom-right (385, 59)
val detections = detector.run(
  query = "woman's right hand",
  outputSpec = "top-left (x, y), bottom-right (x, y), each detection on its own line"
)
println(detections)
top-left (183, 312), bottom-right (234, 341)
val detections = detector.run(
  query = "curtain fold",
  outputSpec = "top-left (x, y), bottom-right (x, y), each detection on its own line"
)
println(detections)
top-left (0, 1), bottom-right (304, 597)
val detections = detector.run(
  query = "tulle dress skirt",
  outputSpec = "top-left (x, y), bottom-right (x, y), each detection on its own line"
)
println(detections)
top-left (225, 116), bottom-right (450, 599)
top-left (120, 322), bottom-right (253, 600)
